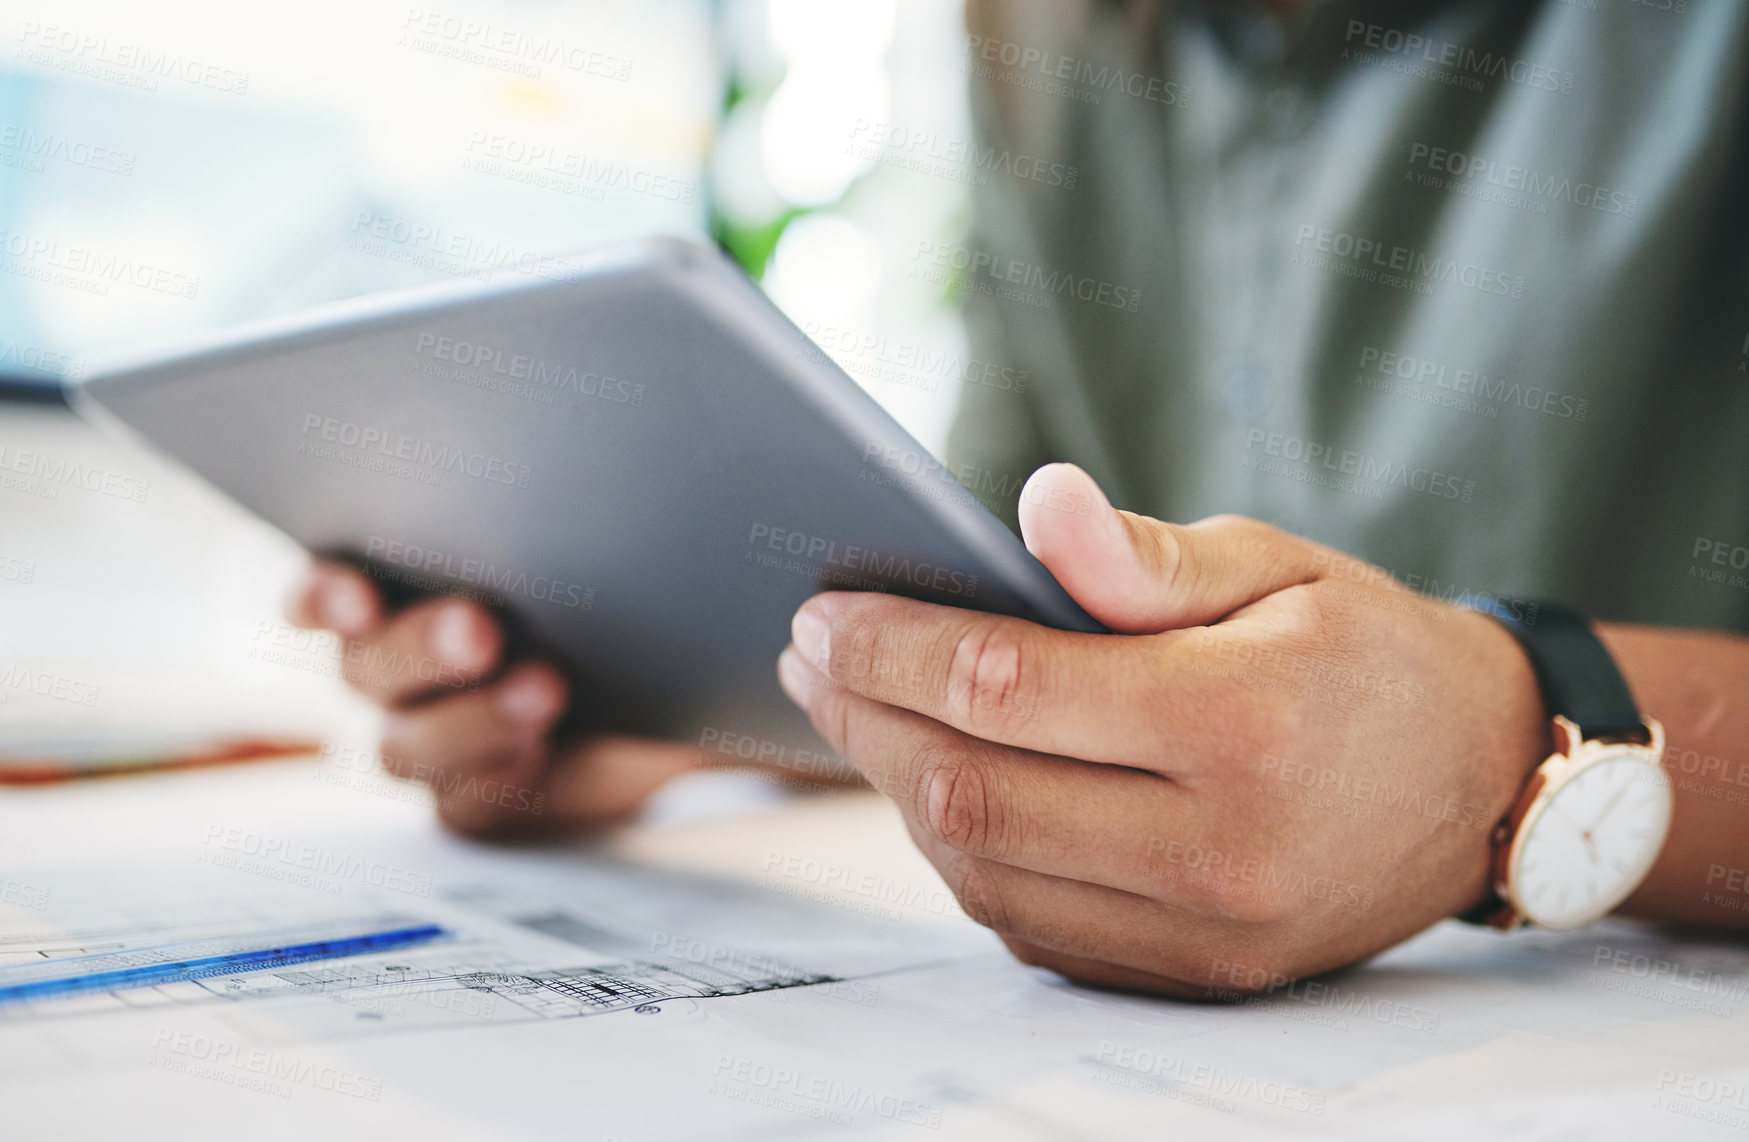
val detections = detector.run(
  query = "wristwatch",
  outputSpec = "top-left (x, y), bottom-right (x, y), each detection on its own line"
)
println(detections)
top-left (1460, 600), bottom-right (1672, 930)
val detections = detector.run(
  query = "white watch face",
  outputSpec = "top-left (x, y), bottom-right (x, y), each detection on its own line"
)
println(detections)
top-left (1510, 751), bottom-right (1673, 929)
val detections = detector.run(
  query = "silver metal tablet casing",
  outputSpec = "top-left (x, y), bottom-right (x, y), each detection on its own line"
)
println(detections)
top-left (73, 237), bottom-right (1101, 763)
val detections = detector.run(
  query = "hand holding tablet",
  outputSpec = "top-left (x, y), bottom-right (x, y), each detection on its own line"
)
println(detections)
top-left (76, 238), bottom-right (1098, 771)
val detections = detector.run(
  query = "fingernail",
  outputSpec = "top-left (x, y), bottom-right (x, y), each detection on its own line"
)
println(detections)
top-left (497, 669), bottom-right (560, 723)
top-left (430, 604), bottom-right (486, 669)
top-left (321, 576), bottom-right (372, 635)
top-left (777, 647), bottom-right (814, 707)
top-left (791, 604), bottom-right (830, 674)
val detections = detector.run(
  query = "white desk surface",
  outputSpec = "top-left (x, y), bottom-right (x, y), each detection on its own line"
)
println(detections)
top-left (2, 755), bottom-right (1747, 1141)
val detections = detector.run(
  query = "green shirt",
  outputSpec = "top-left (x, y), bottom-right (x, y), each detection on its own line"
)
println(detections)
top-left (947, 0), bottom-right (1749, 630)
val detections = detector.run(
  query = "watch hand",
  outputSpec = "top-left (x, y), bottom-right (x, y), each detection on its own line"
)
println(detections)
top-left (1549, 801), bottom-right (1603, 865)
top-left (1586, 783), bottom-right (1633, 835)
top-left (1549, 802), bottom-right (1587, 834)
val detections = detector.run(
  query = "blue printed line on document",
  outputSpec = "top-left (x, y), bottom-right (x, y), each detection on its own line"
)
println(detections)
top-left (0, 917), bottom-right (448, 1006)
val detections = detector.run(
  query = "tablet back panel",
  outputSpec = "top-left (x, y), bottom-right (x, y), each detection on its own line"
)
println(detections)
top-left (74, 238), bottom-right (1100, 759)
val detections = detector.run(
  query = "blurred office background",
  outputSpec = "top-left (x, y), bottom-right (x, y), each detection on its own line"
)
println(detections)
top-left (0, 0), bottom-right (971, 761)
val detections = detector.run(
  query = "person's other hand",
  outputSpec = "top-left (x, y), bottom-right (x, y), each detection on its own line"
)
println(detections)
top-left (777, 463), bottom-right (1548, 998)
top-left (287, 563), bottom-right (701, 835)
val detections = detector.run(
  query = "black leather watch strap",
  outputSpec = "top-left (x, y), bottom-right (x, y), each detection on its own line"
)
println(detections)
top-left (1467, 599), bottom-right (1644, 741)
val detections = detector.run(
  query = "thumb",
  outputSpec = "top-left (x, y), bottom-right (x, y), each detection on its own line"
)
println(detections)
top-left (1017, 463), bottom-right (1325, 633)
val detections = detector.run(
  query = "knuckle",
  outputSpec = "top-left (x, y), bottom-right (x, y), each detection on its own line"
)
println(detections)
top-left (1194, 653), bottom-right (1303, 776)
top-left (809, 685), bottom-right (856, 757)
top-left (1254, 587), bottom-right (1322, 651)
top-left (1246, 686), bottom-right (1309, 761)
top-left (1247, 589), bottom-right (1365, 724)
top-left (949, 859), bottom-right (1014, 935)
top-left (1129, 517), bottom-right (1192, 598)
top-left (946, 623), bottom-right (1034, 731)
top-left (1289, 579), bottom-right (1346, 638)
top-left (1213, 513), bottom-right (1311, 595)
top-left (915, 748), bottom-right (1002, 855)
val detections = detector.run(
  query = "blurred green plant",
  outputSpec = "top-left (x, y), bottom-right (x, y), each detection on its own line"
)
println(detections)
top-left (706, 1), bottom-right (843, 281)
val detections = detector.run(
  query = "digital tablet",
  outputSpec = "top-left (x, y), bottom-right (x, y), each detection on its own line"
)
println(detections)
top-left (72, 237), bottom-right (1101, 762)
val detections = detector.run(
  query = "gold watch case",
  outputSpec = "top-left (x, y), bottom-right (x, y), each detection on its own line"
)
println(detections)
top-left (1479, 716), bottom-right (1670, 931)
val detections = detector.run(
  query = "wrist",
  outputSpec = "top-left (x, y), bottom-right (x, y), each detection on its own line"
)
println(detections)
top-left (1457, 607), bottom-right (1553, 914)
top-left (1455, 603), bottom-right (1673, 930)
